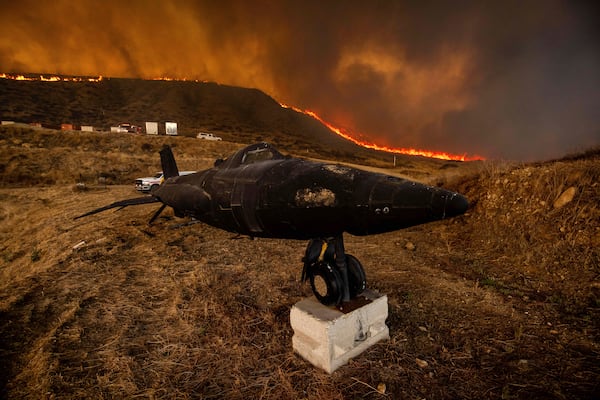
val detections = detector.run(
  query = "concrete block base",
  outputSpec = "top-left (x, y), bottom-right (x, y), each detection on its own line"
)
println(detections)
top-left (290, 289), bottom-right (389, 373)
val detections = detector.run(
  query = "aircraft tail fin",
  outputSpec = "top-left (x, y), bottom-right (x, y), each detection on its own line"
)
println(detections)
top-left (159, 145), bottom-right (180, 179)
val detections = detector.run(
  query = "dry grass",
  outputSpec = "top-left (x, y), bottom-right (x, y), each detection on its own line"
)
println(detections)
top-left (443, 153), bottom-right (600, 318)
top-left (0, 127), bottom-right (598, 399)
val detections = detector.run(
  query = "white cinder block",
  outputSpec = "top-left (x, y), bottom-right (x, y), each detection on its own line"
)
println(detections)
top-left (290, 289), bottom-right (389, 373)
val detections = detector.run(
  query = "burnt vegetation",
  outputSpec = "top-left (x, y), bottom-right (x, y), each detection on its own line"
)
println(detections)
top-left (0, 113), bottom-right (599, 397)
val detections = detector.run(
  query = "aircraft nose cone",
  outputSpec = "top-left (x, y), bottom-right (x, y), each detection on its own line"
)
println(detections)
top-left (430, 189), bottom-right (469, 219)
top-left (443, 192), bottom-right (469, 218)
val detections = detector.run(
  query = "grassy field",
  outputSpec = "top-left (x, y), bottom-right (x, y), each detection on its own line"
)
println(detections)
top-left (0, 126), bottom-right (598, 399)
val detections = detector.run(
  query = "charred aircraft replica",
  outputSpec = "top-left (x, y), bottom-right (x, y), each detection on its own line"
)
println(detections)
top-left (77, 143), bottom-right (468, 307)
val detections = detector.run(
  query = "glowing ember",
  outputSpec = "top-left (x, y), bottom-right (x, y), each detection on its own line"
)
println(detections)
top-left (281, 104), bottom-right (484, 161)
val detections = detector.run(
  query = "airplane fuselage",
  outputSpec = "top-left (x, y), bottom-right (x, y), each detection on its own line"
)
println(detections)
top-left (156, 143), bottom-right (468, 240)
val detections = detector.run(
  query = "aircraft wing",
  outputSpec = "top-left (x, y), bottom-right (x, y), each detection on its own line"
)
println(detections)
top-left (74, 195), bottom-right (160, 219)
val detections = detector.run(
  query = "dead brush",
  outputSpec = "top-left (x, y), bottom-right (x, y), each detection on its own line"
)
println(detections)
top-left (444, 154), bottom-right (599, 318)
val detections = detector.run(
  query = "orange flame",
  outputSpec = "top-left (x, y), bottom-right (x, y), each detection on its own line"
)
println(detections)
top-left (281, 104), bottom-right (484, 161)
top-left (152, 77), bottom-right (211, 83)
top-left (0, 73), bottom-right (103, 82)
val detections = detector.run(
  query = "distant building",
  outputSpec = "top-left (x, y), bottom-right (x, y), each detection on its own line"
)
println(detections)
top-left (1, 121), bottom-right (15, 125)
top-left (145, 121), bottom-right (158, 135)
top-left (81, 125), bottom-right (94, 132)
top-left (61, 124), bottom-right (74, 131)
top-left (165, 122), bottom-right (177, 136)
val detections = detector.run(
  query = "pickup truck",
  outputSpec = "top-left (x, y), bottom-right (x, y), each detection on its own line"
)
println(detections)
top-left (197, 132), bottom-right (222, 141)
top-left (135, 171), bottom-right (195, 193)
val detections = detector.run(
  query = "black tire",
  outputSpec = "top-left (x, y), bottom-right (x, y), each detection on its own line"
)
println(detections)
top-left (346, 254), bottom-right (367, 297)
top-left (150, 184), bottom-right (159, 192)
top-left (309, 261), bottom-right (343, 306)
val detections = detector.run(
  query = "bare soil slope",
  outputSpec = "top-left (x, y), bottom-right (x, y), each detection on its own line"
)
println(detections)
top-left (0, 128), bottom-right (598, 399)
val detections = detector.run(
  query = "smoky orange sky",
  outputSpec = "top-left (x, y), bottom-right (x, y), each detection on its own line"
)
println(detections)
top-left (1, 0), bottom-right (599, 160)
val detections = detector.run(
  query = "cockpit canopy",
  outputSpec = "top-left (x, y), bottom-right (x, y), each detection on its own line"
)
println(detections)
top-left (215, 142), bottom-right (286, 169)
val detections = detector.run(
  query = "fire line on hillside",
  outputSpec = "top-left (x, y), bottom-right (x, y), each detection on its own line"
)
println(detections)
top-left (1, 72), bottom-right (484, 161)
top-left (0, 73), bottom-right (103, 82)
top-left (280, 104), bottom-right (484, 162)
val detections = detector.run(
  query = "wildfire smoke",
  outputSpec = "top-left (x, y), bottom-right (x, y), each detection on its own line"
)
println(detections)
top-left (1, 0), bottom-right (598, 161)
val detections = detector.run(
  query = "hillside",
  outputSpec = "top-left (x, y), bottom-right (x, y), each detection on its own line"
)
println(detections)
top-left (0, 127), bottom-right (598, 399)
top-left (0, 75), bottom-right (471, 171)
top-left (0, 76), bottom-right (363, 153)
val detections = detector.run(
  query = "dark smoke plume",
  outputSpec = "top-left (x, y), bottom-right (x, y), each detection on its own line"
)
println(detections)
top-left (1, 0), bottom-right (598, 160)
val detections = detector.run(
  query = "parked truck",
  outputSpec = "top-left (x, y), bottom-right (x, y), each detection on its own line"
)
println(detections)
top-left (135, 171), bottom-right (195, 193)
